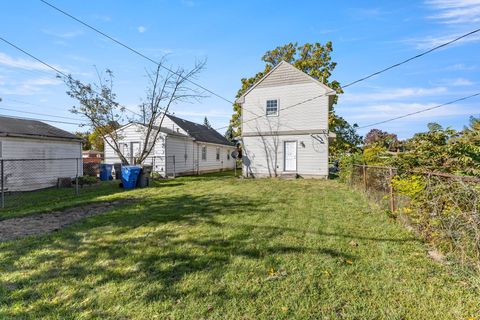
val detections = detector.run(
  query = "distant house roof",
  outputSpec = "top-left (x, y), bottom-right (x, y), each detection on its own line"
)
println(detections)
top-left (166, 114), bottom-right (233, 146)
top-left (0, 116), bottom-right (82, 141)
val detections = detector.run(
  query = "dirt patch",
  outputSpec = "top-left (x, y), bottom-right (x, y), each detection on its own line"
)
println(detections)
top-left (0, 201), bottom-right (126, 242)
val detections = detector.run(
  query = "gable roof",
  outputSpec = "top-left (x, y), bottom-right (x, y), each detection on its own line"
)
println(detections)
top-left (117, 122), bottom-right (191, 138)
top-left (235, 60), bottom-right (336, 104)
top-left (166, 114), bottom-right (233, 146)
top-left (0, 116), bottom-right (82, 141)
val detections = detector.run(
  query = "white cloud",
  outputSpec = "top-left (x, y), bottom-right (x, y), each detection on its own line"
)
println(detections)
top-left (342, 86), bottom-right (448, 103)
top-left (0, 76), bottom-right (62, 96)
top-left (342, 102), bottom-right (476, 124)
top-left (137, 26), bottom-right (147, 33)
top-left (404, 31), bottom-right (480, 49)
top-left (426, 0), bottom-right (480, 24)
top-left (445, 63), bottom-right (477, 71)
top-left (450, 77), bottom-right (474, 86)
top-left (181, 0), bottom-right (196, 7)
top-left (42, 29), bottom-right (84, 39)
top-left (0, 52), bottom-right (67, 73)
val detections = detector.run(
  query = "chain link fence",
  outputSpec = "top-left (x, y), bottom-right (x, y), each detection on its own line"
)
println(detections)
top-left (0, 158), bottom-right (114, 211)
top-left (349, 164), bottom-right (480, 271)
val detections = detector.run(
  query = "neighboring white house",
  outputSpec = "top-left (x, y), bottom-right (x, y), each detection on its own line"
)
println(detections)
top-left (0, 116), bottom-right (83, 191)
top-left (235, 60), bottom-right (336, 178)
top-left (104, 114), bottom-right (235, 177)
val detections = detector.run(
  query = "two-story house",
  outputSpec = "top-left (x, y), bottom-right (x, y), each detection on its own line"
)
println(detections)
top-left (235, 61), bottom-right (335, 178)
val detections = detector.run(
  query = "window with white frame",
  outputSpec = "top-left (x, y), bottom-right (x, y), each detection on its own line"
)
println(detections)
top-left (266, 99), bottom-right (278, 116)
top-left (201, 145), bottom-right (207, 160)
top-left (216, 147), bottom-right (220, 161)
top-left (227, 150), bottom-right (230, 160)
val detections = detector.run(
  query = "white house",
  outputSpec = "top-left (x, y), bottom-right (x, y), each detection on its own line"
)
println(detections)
top-left (104, 114), bottom-right (235, 177)
top-left (0, 116), bottom-right (83, 191)
top-left (235, 60), bottom-right (336, 178)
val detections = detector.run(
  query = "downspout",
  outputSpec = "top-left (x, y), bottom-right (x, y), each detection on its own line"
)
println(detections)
top-left (165, 135), bottom-right (168, 177)
top-left (196, 142), bottom-right (199, 175)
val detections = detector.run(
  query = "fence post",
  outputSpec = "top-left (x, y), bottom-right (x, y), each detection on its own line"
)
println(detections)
top-left (173, 155), bottom-right (176, 178)
top-left (1, 160), bottom-right (4, 209)
top-left (75, 158), bottom-right (79, 196)
top-left (389, 167), bottom-right (395, 212)
top-left (362, 165), bottom-right (367, 191)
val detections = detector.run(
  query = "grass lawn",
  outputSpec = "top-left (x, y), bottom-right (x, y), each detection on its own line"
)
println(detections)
top-left (0, 181), bottom-right (129, 220)
top-left (0, 173), bottom-right (478, 319)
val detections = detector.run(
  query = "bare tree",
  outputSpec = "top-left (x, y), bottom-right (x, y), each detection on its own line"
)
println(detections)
top-left (63, 59), bottom-right (205, 165)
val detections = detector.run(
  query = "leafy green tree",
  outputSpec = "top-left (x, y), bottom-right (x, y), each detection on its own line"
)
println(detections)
top-left (395, 122), bottom-right (480, 176)
top-left (230, 42), bottom-right (361, 156)
top-left (364, 128), bottom-right (400, 151)
top-left (75, 131), bottom-right (92, 150)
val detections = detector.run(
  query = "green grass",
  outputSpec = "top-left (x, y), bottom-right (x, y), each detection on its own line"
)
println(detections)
top-left (0, 174), bottom-right (479, 319)
top-left (0, 181), bottom-right (128, 220)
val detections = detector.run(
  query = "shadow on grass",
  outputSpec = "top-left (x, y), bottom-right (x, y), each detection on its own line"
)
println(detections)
top-left (214, 223), bottom-right (419, 244)
top-left (0, 190), bottom-right (356, 318)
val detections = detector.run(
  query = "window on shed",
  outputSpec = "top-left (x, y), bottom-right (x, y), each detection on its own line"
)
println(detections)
top-left (227, 150), bottom-right (230, 160)
top-left (201, 145), bottom-right (207, 161)
top-left (266, 99), bottom-right (278, 116)
top-left (216, 147), bottom-right (220, 161)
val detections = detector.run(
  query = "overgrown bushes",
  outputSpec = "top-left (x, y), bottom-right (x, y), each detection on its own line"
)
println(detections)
top-left (394, 175), bottom-right (480, 270)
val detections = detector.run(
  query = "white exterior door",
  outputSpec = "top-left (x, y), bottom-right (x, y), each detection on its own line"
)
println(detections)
top-left (130, 142), bottom-right (141, 164)
top-left (284, 141), bottom-right (297, 171)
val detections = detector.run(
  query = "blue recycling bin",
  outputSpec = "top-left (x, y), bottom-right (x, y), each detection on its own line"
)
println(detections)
top-left (99, 164), bottom-right (113, 181)
top-left (121, 166), bottom-right (142, 189)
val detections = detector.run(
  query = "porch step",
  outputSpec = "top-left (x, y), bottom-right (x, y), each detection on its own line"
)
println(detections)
top-left (280, 173), bottom-right (298, 179)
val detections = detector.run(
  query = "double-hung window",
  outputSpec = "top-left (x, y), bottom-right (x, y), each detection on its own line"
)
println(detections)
top-left (266, 99), bottom-right (278, 116)
top-left (201, 145), bottom-right (207, 161)
top-left (216, 147), bottom-right (220, 161)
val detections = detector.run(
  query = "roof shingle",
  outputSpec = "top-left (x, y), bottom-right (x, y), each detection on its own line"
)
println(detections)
top-left (166, 114), bottom-right (232, 146)
top-left (0, 116), bottom-right (81, 141)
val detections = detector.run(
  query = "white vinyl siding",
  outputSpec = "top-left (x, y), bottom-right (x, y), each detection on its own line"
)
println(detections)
top-left (242, 134), bottom-right (328, 178)
top-left (104, 123), bottom-right (235, 177)
top-left (104, 123), bottom-right (167, 173)
top-left (242, 82), bottom-right (329, 134)
top-left (0, 136), bottom-right (82, 191)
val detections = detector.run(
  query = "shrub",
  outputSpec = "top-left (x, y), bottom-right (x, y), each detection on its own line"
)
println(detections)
top-left (77, 176), bottom-right (98, 187)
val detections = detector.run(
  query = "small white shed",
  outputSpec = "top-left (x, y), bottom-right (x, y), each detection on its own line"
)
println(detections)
top-left (0, 116), bottom-right (83, 191)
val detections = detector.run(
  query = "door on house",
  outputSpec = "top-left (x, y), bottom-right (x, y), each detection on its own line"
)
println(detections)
top-left (284, 141), bottom-right (297, 172)
top-left (130, 142), bottom-right (141, 164)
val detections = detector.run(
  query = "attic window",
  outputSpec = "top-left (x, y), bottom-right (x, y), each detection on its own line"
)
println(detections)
top-left (266, 99), bottom-right (278, 116)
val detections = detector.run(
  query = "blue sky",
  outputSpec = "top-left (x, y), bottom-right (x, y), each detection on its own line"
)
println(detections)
top-left (0, 0), bottom-right (479, 139)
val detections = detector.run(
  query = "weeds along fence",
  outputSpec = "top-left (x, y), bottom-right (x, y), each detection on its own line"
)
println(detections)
top-left (349, 164), bottom-right (480, 271)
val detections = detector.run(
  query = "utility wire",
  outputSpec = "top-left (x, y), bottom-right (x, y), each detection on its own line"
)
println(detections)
top-left (213, 27), bottom-right (480, 131)
top-left (357, 92), bottom-right (480, 129)
top-left (0, 105), bottom-right (85, 121)
top-left (0, 114), bottom-right (82, 126)
top-left (0, 36), bottom-right (142, 118)
top-left (40, 0), bottom-right (235, 105)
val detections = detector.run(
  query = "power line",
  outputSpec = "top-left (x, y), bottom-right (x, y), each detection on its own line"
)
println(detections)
top-left (40, 0), bottom-right (236, 105)
top-left (0, 114), bottom-right (82, 126)
top-left (0, 105), bottom-right (85, 121)
top-left (213, 27), bottom-right (480, 131)
top-left (357, 92), bottom-right (480, 129)
top-left (0, 36), bottom-right (142, 117)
